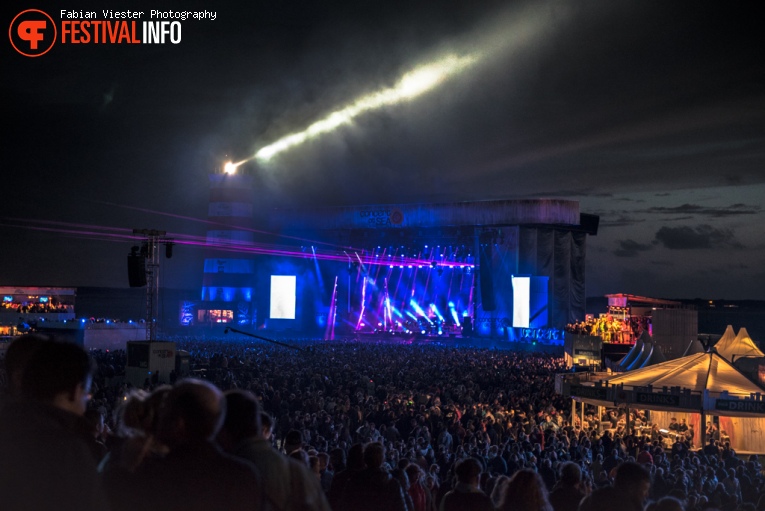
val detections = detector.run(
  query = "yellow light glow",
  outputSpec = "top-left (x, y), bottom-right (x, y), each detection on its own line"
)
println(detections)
top-left (223, 161), bottom-right (237, 174)
top-left (255, 53), bottom-right (478, 162)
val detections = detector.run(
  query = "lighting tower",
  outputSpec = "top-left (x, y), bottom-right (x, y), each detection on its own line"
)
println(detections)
top-left (199, 161), bottom-right (256, 326)
top-left (131, 228), bottom-right (174, 340)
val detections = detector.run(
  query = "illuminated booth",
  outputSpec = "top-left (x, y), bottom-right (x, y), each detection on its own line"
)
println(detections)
top-left (195, 167), bottom-right (256, 327)
top-left (557, 349), bottom-right (765, 454)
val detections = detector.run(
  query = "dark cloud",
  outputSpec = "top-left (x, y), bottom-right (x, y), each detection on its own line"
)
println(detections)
top-left (597, 214), bottom-right (646, 227)
top-left (654, 225), bottom-right (743, 250)
top-left (725, 175), bottom-right (744, 185)
top-left (614, 239), bottom-right (653, 257)
top-left (640, 203), bottom-right (760, 217)
top-left (613, 197), bottom-right (646, 203)
top-left (526, 190), bottom-right (613, 199)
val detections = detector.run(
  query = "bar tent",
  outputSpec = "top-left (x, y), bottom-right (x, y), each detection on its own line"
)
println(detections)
top-left (682, 338), bottom-right (706, 357)
top-left (597, 350), bottom-right (765, 453)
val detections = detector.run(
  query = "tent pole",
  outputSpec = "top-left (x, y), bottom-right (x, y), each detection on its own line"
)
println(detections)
top-left (598, 405), bottom-right (604, 433)
top-left (701, 409), bottom-right (706, 447)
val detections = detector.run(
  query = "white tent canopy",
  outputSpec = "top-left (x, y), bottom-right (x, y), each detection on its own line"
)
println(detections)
top-left (715, 326), bottom-right (764, 363)
top-left (682, 338), bottom-right (706, 357)
top-left (604, 350), bottom-right (764, 398)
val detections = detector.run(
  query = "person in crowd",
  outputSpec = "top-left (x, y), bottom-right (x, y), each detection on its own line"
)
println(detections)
top-left (317, 451), bottom-right (334, 494)
top-left (106, 385), bottom-right (172, 467)
top-left (704, 437), bottom-right (720, 458)
top-left (721, 467), bottom-right (742, 505)
top-left (706, 421), bottom-right (719, 441)
top-left (578, 486), bottom-right (623, 511)
top-left (489, 475), bottom-right (510, 508)
top-left (391, 467), bottom-right (416, 511)
top-left (602, 448), bottom-right (621, 475)
top-left (83, 408), bottom-right (109, 463)
top-left (340, 441), bottom-right (409, 511)
top-left (217, 389), bottom-right (331, 511)
top-left (496, 468), bottom-right (554, 511)
top-left (112, 379), bottom-right (263, 511)
top-left (406, 463), bottom-right (429, 511)
top-left (328, 443), bottom-right (366, 509)
top-left (548, 462), bottom-right (588, 511)
top-left (685, 424), bottom-right (695, 447)
top-left (1, 333), bottom-right (46, 401)
top-left (0, 338), bottom-right (108, 511)
top-left (613, 462), bottom-right (651, 511)
top-left (440, 457), bottom-right (494, 511)
top-left (291, 449), bottom-right (312, 467)
top-left (329, 448), bottom-right (346, 479)
top-left (636, 443), bottom-right (654, 465)
top-left (285, 429), bottom-right (305, 455)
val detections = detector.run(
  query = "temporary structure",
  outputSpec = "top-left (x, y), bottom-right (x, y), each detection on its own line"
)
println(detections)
top-left (624, 340), bottom-right (667, 370)
top-left (682, 338), bottom-right (706, 357)
top-left (638, 341), bottom-right (667, 368)
top-left (715, 326), bottom-right (764, 363)
top-left (604, 350), bottom-right (761, 397)
top-left (559, 348), bottom-right (765, 452)
top-left (618, 330), bottom-right (649, 370)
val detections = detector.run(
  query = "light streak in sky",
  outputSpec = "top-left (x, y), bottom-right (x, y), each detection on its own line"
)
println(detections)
top-left (225, 2), bottom-right (564, 166)
top-left (251, 54), bottom-right (478, 163)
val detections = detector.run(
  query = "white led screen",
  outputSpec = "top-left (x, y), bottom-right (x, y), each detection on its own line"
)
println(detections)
top-left (512, 276), bottom-right (530, 328)
top-left (270, 275), bottom-right (296, 319)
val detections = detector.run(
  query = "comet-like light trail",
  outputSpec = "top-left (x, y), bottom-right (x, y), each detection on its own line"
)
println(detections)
top-left (225, 2), bottom-right (564, 167)
top-left (228, 53), bottom-right (479, 168)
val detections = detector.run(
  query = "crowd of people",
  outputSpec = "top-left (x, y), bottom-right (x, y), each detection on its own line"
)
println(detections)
top-left (1, 334), bottom-right (764, 511)
top-left (0, 301), bottom-right (72, 314)
top-left (566, 315), bottom-right (650, 343)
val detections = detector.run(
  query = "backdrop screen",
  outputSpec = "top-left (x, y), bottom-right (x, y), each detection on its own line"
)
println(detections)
top-left (270, 275), bottom-right (296, 319)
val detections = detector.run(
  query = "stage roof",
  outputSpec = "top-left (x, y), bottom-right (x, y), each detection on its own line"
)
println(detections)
top-left (269, 198), bottom-right (584, 231)
top-left (0, 287), bottom-right (76, 296)
top-left (606, 294), bottom-right (682, 307)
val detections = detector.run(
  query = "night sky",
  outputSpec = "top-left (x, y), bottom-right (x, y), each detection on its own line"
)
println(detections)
top-left (2, 0), bottom-right (763, 299)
